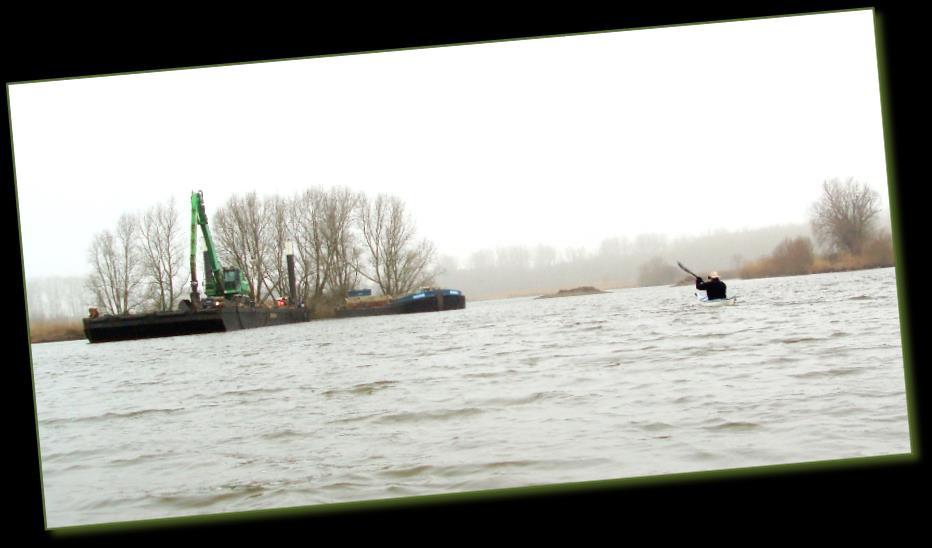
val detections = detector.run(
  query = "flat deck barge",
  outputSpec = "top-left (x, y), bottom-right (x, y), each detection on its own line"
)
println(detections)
top-left (83, 305), bottom-right (310, 343)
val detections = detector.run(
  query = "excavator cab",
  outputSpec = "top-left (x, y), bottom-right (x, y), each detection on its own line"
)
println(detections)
top-left (222, 268), bottom-right (250, 296)
top-left (205, 267), bottom-right (250, 298)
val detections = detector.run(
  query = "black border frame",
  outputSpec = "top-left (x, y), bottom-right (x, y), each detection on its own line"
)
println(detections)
top-left (5, 2), bottom-right (924, 542)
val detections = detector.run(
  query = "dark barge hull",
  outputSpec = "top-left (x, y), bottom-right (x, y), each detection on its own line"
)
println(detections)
top-left (336, 290), bottom-right (466, 319)
top-left (83, 306), bottom-right (310, 343)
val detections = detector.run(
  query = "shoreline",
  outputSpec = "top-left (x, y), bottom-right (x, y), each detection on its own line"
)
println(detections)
top-left (29, 265), bottom-right (895, 344)
top-left (29, 320), bottom-right (85, 344)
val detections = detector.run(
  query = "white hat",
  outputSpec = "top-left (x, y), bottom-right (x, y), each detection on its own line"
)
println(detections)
top-left (709, 271), bottom-right (719, 279)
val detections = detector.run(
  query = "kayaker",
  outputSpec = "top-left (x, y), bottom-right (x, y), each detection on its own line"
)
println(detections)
top-left (695, 271), bottom-right (727, 300)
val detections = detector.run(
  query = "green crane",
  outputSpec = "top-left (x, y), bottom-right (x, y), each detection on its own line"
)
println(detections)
top-left (189, 190), bottom-right (250, 305)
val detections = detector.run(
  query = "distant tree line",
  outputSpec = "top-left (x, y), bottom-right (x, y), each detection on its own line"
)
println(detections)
top-left (435, 224), bottom-right (814, 298)
top-left (83, 187), bottom-right (436, 315)
top-left (25, 276), bottom-right (92, 322)
top-left (86, 201), bottom-right (184, 316)
top-left (72, 176), bottom-right (897, 314)
top-left (433, 177), bottom-right (894, 298)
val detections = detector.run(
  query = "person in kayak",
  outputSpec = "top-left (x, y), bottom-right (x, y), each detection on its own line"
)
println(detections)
top-left (695, 271), bottom-right (727, 300)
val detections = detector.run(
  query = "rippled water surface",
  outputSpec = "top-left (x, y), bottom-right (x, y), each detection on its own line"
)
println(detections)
top-left (31, 268), bottom-right (911, 527)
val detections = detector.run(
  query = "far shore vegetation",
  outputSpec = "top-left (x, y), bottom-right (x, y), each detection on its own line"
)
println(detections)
top-left (27, 177), bottom-right (896, 344)
top-left (29, 320), bottom-right (85, 344)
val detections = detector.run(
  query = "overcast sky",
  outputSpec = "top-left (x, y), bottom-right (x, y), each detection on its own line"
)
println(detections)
top-left (10, 9), bottom-right (887, 278)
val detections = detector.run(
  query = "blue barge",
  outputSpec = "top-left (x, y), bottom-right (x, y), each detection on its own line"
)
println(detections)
top-left (335, 288), bottom-right (466, 318)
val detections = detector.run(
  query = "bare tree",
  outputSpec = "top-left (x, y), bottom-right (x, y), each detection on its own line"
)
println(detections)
top-left (138, 198), bottom-right (185, 311)
top-left (357, 193), bottom-right (435, 296)
top-left (496, 246), bottom-right (530, 271)
top-left (468, 248), bottom-right (495, 270)
top-left (533, 245), bottom-right (559, 269)
top-left (563, 246), bottom-right (588, 263)
top-left (26, 276), bottom-right (92, 321)
top-left (321, 187), bottom-right (363, 298)
top-left (810, 177), bottom-right (881, 256)
top-left (213, 192), bottom-right (272, 303)
top-left (86, 213), bottom-right (143, 314)
top-left (435, 254), bottom-right (459, 277)
top-left (291, 188), bottom-right (329, 304)
top-left (262, 195), bottom-right (292, 300)
top-left (598, 236), bottom-right (629, 258)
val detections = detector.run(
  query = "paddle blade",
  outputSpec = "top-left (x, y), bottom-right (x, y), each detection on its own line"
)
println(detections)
top-left (677, 262), bottom-right (699, 278)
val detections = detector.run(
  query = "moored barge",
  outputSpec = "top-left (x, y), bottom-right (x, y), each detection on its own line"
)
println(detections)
top-left (83, 304), bottom-right (310, 343)
top-left (335, 288), bottom-right (466, 318)
top-left (83, 190), bottom-right (311, 343)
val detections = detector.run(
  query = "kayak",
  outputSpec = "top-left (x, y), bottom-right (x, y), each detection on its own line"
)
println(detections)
top-left (695, 291), bottom-right (737, 306)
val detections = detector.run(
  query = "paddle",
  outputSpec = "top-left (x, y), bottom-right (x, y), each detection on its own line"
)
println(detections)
top-left (677, 261), bottom-right (702, 280)
top-left (680, 261), bottom-right (737, 302)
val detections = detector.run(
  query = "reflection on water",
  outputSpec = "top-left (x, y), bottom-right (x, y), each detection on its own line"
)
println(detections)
top-left (31, 268), bottom-right (910, 527)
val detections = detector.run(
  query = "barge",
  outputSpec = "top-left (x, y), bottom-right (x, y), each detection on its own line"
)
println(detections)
top-left (335, 288), bottom-right (466, 318)
top-left (83, 190), bottom-right (311, 343)
top-left (83, 304), bottom-right (310, 343)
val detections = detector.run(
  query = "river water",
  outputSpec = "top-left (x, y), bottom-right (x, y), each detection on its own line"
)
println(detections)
top-left (30, 267), bottom-right (911, 528)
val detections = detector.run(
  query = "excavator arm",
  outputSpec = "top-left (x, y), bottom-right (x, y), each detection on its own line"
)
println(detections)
top-left (190, 191), bottom-right (226, 299)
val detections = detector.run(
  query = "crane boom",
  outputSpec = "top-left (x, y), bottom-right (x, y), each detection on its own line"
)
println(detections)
top-left (192, 191), bottom-right (225, 291)
top-left (189, 190), bottom-right (251, 304)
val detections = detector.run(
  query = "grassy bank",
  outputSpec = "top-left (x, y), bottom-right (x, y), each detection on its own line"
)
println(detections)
top-left (739, 249), bottom-right (894, 279)
top-left (735, 233), bottom-right (894, 280)
top-left (30, 320), bottom-right (85, 344)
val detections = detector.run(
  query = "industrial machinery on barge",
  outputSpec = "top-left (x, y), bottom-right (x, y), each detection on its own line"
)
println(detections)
top-left (83, 191), bottom-right (309, 343)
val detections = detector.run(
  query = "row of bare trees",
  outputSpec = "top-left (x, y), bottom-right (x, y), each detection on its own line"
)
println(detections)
top-left (211, 187), bottom-right (436, 307)
top-left (85, 187), bottom-right (437, 315)
top-left (86, 199), bottom-right (186, 315)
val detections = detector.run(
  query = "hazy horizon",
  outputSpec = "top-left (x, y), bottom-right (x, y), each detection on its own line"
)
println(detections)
top-left (10, 9), bottom-right (888, 279)
top-left (22, 219), bottom-right (854, 321)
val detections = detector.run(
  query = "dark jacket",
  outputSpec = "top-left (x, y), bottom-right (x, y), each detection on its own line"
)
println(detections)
top-left (696, 277), bottom-right (727, 300)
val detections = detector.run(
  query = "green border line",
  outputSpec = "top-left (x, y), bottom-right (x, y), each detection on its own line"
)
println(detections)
top-left (872, 8), bottom-right (917, 459)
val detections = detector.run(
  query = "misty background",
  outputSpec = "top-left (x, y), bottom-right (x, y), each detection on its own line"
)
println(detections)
top-left (24, 210), bottom-right (893, 321)
top-left (13, 10), bottom-right (891, 321)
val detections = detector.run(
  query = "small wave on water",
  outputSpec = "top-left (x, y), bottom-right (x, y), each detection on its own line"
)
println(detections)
top-left (375, 407), bottom-right (486, 424)
top-left (216, 386), bottom-right (288, 398)
top-left (108, 450), bottom-right (179, 466)
top-left (322, 380), bottom-right (398, 397)
top-left (635, 421), bottom-right (675, 432)
top-left (147, 483), bottom-right (270, 510)
top-left (259, 428), bottom-right (308, 441)
top-left (469, 391), bottom-right (567, 408)
top-left (41, 447), bottom-right (109, 463)
top-left (779, 337), bottom-right (824, 344)
top-left (702, 421), bottom-right (761, 431)
top-left (32, 268), bottom-right (909, 528)
top-left (40, 407), bottom-right (186, 426)
top-left (461, 370), bottom-right (503, 379)
top-left (790, 366), bottom-right (867, 379)
top-left (375, 457), bottom-right (612, 481)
